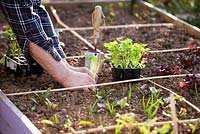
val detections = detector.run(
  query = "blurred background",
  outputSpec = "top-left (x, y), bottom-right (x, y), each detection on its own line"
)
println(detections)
top-left (144, 0), bottom-right (200, 28)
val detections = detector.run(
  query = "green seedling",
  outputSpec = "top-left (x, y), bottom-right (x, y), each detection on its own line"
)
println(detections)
top-left (96, 100), bottom-right (116, 117)
top-left (127, 84), bottom-right (132, 103)
top-left (105, 100), bottom-right (116, 117)
top-left (64, 119), bottom-right (75, 132)
top-left (115, 113), bottom-right (136, 134)
top-left (186, 119), bottom-right (200, 133)
top-left (89, 89), bottom-right (115, 116)
top-left (43, 88), bottom-right (58, 110)
top-left (104, 37), bottom-right (150, 69)
top-left (117, 97), bottom-right (129, 109)
top-left (118, 2), bottom-right (126, 8)
top-left (5, 28), bottom-right (21, 56)
top-left (85, 52), bottom-right (103, 78)
top-left (102, 3), bottom-right (115, 23)
top-left (88, 99), bottom-right (98, 116)
top-left (0, 57), bottom-right (5, 65)
top-left (41, 120), bottom-right (54, 127)
top-left (53, 114), bottom-right (59, 124)
top-left (142, 87), bottom-right (163, 119)
top-left (0, 28), bottom-right (21, 65)
top-left (178, 107), bottom-right (187, 117)
top-left (194, 84), bottom-right (200, 104)
top-left (96, 89), bottom-right (114, 100)
top-left (85, 52), bottom-right (98, 73)
top-left (137, 118), bottom-right (171, 134)
top-left (41, 113), bottom-right (59, 127)
top-left (78, 121), bottom-right (95, 127)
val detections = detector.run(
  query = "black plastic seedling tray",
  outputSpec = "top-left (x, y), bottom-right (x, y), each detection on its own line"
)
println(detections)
top-left (4, 54), bottom-right (43, 76)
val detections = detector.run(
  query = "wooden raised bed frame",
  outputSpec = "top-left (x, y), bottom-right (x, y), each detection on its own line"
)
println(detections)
top-left (1, 0), bottom-right (200, 133)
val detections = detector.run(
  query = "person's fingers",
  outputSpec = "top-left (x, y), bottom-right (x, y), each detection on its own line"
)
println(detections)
top-left (81, 67), bottom-right (97, 79)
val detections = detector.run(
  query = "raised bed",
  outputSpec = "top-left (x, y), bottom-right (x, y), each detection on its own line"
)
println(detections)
top-left (0, 90), bottom-right (41, 134)
top-left (0, 0), bottom-right (200, 133)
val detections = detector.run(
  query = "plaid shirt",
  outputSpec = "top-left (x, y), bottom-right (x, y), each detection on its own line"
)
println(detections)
top-left (0, 0), bottom-right (66, 64)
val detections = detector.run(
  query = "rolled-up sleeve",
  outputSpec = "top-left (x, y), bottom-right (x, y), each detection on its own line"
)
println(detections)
top-left (0, 0), bottom-right (62, 62)
top-left (32, 0), bottom-right (66, 58)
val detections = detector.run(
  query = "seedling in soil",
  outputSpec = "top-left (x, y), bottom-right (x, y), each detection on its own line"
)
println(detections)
top-left (177, 53), bottom-right (200, 69)
top-left (189, 44), bottom-right (200, 56)
top-left (195, 84), bottom-right (200, 105)
top-left (142, 87), bottom-right (164, 119)
top-left (85, 52), bottom-right (103, 79)
top-left (88, 99), bottom-right (98, 116)
top-left (41, 120), bottom-right (54, 127)
top-left (115, 113), bottom-right (136, 134)
top-left (186, 118), bottom-right (200, 133)
top-left (127, 84), bottom-right (132, 103)
top-left (116, 97), bottom-right (129, 109)
top-left (104, 37), bottom-right (150, 69)
top-left (105, 100), bottom-right (116, 117)
top-left (0, 28), bottom-right (21, 65)
top-left (64, 119), bottom-right (75, 132)
top-left (89, 89), bottom-right (115, 116)
top-left (96, 89), bottom-right (114, 100)
top-left (77, 121), bottom-right (95, 128)
top-left (137, 118), bottom-right (171, 134)
top-left (178, 108), bottom-right (187, 117)
top-left (4, 28), bottom-right (21, 57)
top-left (155, 65), bottom-right (181, 76)
top-left (102, 3), bottom-right (115, 23)
top-left (179, 74), bottom-right (200, 91)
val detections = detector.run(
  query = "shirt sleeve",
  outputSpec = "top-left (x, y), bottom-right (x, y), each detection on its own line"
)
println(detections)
top-left (32, 0), bottom-right (66, 58)
top-left (0, 0), bottom-right (62, 61)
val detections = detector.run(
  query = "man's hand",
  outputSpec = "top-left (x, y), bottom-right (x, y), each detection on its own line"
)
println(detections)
top-left (29, 43), bottom-right (96, 89)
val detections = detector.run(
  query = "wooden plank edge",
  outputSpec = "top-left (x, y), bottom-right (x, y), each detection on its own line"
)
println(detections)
top-left (43, 0), bottom-right (130, 6)
top-left (0, 90), bottom-right (41, 134)
top-left (137, 1), bottom-right (200, 38)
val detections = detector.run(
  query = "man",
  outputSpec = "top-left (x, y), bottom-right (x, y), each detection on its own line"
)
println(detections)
top-left (0, 0), bottom-right (96, 88)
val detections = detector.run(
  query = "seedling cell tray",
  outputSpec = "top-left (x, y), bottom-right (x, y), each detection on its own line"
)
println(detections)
top-left (4, 54), bottom-right (43, 76)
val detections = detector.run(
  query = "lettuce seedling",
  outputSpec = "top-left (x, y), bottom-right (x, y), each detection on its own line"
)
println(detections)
top-left (85, 52), bottom-right (103, 78)
top-left (104, 37), bottom-right (150, 69)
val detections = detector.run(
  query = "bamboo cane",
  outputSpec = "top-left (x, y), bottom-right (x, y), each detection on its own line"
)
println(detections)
top-left (6, 74), bottom-right (190, 96)
top-left (66, 118), bottom-right (199, 134)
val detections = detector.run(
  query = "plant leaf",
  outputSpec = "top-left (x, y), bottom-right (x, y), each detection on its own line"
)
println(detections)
top-left (41, 120), bottom-right (54, 126)
top-left (53, 114), bottom-right (59, 123)
top-left (78, 121), bottom-right (95, 127)
top-left (97, 102), bottom-right (106, 108)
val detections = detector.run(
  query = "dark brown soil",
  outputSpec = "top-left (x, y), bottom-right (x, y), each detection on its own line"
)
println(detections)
top-left (51, 3), bottom-right (166, 28)
top-left (0, 2), bottom-right (200, 134)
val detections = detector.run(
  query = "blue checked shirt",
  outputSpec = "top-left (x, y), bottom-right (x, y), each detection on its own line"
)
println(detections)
top-left (0, 0), bottom-right (66, 64)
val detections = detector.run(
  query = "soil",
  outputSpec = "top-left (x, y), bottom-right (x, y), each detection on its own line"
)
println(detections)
top-left (0, 2), bottom-right (200, 134)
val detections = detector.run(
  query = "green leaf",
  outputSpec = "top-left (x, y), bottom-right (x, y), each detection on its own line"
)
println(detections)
top-left (158, 124), bottom-right (171, 134)
top-left (41, 120), bottom-right (54, 126)
top-left (174, 95), bottom-right (183, 101)
top-left (97, 103), bottom-right (106, 108)
top-left (53, 114), bottom-right (59, 123)
top-left (117, 97), bottom-right (128, 109)
top-left (64, 119), bottom-right (72, 129)
top-left (44, 88), bottom-right (51, 99)
top-left (78, 121), bottom-right (95, 127)
top-left (0, 57), bottom-right (5, 65)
